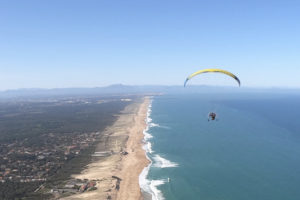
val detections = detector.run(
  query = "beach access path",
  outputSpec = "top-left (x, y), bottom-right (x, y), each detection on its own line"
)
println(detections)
top-left (62, 96), bottom-right (150, 200)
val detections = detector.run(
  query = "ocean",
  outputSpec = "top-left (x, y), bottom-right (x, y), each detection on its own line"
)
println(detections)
top-left (139, 93), bottom-right (300, 200)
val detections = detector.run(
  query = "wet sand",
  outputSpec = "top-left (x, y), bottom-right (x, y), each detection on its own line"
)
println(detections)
top-left (62, 97), bottom-right (150, 200)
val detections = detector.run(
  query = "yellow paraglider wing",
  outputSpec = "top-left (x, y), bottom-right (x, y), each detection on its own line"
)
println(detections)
top-left (184, 69), bottom-right (241, 87)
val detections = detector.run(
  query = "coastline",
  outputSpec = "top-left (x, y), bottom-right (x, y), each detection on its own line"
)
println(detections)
top-left (62, 96), bottom-right (150, 200)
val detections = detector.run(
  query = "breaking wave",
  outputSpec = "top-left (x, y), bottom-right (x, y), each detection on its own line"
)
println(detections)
top-left (139, 98), bottom-right (178, 200)
top-left (149, 179), bottom-right (167, 200)
top-left (153, 155), bottom-right (179, 168)
top-left (139, 166), bottom-right (167, 200)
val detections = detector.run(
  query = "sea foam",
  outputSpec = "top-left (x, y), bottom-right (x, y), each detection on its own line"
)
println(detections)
top-left (139, 165), bottom-right (167, 200)
top-left (149, 179), bottom-right (167, 200)
top-left (139, 98), bottom-right (178, 200)
top-left (153, 155), bottom-right (179, 168)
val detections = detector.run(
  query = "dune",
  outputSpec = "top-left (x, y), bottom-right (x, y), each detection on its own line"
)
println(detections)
top-left (62, 97), bottom-right (150, 200)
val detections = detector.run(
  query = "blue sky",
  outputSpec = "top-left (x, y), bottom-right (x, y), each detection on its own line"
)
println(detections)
top-left (1, 0), bottom-right (300, 90)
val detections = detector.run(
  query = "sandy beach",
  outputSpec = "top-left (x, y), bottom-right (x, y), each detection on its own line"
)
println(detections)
top-left (62, 97), bottom-right (150, 200)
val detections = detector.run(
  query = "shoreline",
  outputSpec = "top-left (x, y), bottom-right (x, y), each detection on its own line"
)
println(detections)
top-left (62, 96), bottom-right (150, 200)
top-left (139, 100), bottom-right (154, 200)
top-left (115, 97), bottom-right (151, 200)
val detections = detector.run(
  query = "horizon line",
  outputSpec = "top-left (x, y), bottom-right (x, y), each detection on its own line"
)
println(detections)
top-left (1, 84), bottom-right (300, 92)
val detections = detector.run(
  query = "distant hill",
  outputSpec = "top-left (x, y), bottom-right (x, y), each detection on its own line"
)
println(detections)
top-left (0, 84), bottom-right (300, 100)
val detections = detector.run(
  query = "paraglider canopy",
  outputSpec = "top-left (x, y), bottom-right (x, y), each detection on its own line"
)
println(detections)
top-left (184, 69), bottom-right (241, 87)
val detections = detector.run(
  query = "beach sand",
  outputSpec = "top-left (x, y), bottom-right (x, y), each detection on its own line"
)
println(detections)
top-left (62, 97), bottom-right (150, 200)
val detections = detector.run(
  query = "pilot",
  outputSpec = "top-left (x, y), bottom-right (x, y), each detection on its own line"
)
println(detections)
top-left (208, 112), bottom-right (217, 121)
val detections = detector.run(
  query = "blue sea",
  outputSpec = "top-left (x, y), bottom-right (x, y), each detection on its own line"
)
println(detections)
top-left (139, 93), bottom-right (300, 200)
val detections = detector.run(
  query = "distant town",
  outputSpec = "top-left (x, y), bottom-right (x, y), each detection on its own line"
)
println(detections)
top-left (0, 131), bottom-right (99, 183)
top-left (0, 95), bottom-right (133, 199)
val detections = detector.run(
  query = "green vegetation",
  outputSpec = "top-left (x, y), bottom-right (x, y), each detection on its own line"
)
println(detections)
top-left (0, 181), bottom-right (54, 200)
top-left (0, 97), bottom-right (131, 143)
top-left (0, 95), bottom-right (135, 199)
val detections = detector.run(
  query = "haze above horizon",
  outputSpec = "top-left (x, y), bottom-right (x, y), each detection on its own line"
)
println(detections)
top-left (1, 0), bottom-right (300, 90)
